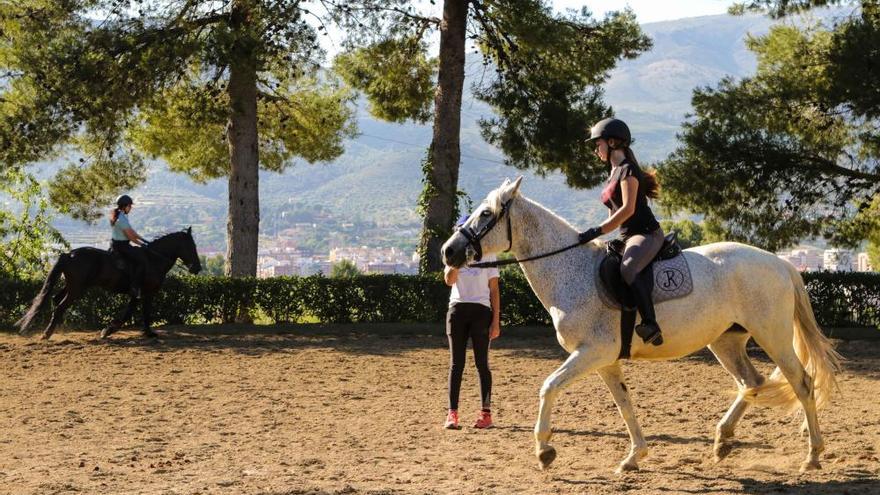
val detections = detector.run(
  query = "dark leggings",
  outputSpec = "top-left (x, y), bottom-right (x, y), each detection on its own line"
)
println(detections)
top-left (446, 303), bottom-right (493, 411)
top-left (113, 240), bottom-right (147, 288)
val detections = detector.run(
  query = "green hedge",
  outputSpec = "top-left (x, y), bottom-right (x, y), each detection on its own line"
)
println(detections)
top-left (1, 271), bottom-right (877, 331)
top-left (803, 272), bottom-right (880, 328)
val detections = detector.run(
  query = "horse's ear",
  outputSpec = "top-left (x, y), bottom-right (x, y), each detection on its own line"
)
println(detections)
top-left (186, 226), bottom-right (192, 235)
top-left (509, 176), bottom-right (523, 197)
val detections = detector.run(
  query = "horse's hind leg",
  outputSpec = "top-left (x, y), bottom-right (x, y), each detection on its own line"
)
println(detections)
top-left (42, 290), bottom-right (78, 340)
top-left (597, 363), bottom-right (648, 472)
top-left (760, 341), bottom-right (824, 471)
top-left (749, 317), bottom-right (825, 472)
top-left (534, 344), bottom-right (615, 470)
top-left (52, 288), bottom-right (66, 306)
top-left (708, 327), bottom-right (765, 461)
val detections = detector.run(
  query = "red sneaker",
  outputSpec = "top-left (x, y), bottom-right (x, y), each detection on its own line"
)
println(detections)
top-left (473, 410), bottom-right (493, 429)
top-left (444, 410), bottom-right (461, 430)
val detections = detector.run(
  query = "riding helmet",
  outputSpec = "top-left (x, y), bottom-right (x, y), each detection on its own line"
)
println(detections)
top-left (116, 194), bottom-right (134, 208)
top-left (588, 117), bottom-right (631, 146)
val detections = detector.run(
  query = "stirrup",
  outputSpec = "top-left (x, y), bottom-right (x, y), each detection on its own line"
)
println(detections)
top-left (635, 324), bottom-right (663, 346)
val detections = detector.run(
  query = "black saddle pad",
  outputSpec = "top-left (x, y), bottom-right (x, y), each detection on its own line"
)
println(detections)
top-left (598, 232), bottom-right (683, 309)
top-left (599, 255), bottom-right (637, 310)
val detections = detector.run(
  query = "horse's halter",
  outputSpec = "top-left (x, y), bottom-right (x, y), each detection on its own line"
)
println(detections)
top-left (458, 199), bottom-right (513, 262)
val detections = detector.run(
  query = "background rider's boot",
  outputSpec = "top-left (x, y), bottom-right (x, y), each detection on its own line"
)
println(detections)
top-left (131, 265), bottom-right (144, 298)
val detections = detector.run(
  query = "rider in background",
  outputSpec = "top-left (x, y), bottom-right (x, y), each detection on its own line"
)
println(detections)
top-left (110, 194), bottom-right (149, 298)
top-left (578, 118), bottom-right (665, 346)
top-left (442, 215), bottom-right (502, 430)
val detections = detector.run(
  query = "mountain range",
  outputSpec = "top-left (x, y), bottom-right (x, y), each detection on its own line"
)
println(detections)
top-left (46, 9), bottom-right (832, 250)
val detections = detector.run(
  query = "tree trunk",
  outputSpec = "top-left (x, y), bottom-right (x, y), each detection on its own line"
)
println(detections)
top-left (225, 3), bottom-right (260, 278)
top-left (419, 0), bottom-right (468, 272)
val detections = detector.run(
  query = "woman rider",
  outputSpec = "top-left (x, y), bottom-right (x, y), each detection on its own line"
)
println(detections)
top-left (578, 118), bottom-right (665, 346)
top-left (110, 194), bottom-right (150, 298)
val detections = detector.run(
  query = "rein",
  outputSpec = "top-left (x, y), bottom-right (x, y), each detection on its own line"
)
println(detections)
top-left (468, 240), bottom-right (584, 268)
top-left (144, 245), bottom-right (183, 269)
top-left (464, 198), bottom-right (585, 269)
top-left (142, 233), bottom-right (194, 272)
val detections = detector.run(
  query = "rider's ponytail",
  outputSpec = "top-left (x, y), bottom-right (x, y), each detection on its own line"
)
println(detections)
top-left (110, 208), bottom-right (120, 226)
top-left (624, 147), bottom-right (660, 200)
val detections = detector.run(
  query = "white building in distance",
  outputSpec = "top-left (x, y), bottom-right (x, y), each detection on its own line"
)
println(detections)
top-left (823, 248), bottom-right (854, 271)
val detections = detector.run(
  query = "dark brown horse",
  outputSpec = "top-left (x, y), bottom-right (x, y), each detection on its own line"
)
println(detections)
top-left (16, 228), bottom-right (201, 339)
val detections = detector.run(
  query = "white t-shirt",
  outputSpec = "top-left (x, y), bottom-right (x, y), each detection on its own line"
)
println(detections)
top-left (449, 254), bottom-right (500, 308)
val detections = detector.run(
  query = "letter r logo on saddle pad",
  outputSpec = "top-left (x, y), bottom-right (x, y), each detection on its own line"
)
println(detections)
top-left (596, 253), bottom-right (694, 310)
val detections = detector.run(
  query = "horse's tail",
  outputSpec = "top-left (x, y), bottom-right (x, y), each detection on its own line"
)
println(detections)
top-left (743, 263), bottom-right (842, 412)
top-left (15, 254), bottom-right (67, 335)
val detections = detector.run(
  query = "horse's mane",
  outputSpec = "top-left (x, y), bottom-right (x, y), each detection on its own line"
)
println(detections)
top-left (487, 184), bottom-right (579, 233)
top-left (486, 187), bottom-right (505, 213)
top-left (150, 230), bottom-right (189, 243)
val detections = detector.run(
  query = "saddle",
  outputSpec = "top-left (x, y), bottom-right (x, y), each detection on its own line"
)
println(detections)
top-left (597, 232), bottom-right (691, 310)
top-left (594, 232), bottom-right (694, 359)
top-left (107, 245), bottom-right (131, 272)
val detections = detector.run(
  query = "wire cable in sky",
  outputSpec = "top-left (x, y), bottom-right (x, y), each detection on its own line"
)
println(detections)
top-left (358, 133), bottom-right (509, 165)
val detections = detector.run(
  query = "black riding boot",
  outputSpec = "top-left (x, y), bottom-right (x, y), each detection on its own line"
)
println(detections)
top-left (630, 267), bottom-right (663, 346)
top-left (130, 264), bottom-right (143, 298)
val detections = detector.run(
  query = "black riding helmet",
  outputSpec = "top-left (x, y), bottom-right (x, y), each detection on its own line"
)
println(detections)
top-left (588, 117), bottom-right (631, 148)
top-left (116, 194), bottom-right (134, 208)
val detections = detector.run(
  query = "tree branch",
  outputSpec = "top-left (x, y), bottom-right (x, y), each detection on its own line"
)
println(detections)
top-left (803, 153), bottom-right (880, 181)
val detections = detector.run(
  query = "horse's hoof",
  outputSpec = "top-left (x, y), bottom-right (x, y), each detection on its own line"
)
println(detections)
top-left (143, 329), bottom-right (158, 339)
top-left (714, 440), bottom-right (733, 462)
top-left (616, 461), bottom-right (639, 474)
top-left (100, 327), bottom-right (114, 339)
top-left (40, 333), bottom-right (51, 341)
top-left (537, 446), bottom-right (557, 470)
top-left (800, 459), bottom-right (822, 472)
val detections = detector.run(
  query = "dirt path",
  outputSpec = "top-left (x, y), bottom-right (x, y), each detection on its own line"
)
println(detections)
top-left (0, 326), bottom-right (878, 494)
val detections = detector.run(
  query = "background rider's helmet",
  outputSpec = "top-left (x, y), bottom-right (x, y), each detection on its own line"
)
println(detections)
top-left (116, 194), bottom-right (134, 208)
top-left (588, 117), bottom-right (631, 147)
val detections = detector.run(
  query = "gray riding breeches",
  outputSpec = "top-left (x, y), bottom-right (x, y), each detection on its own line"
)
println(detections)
top-left (620, 227), bottom-right (665, 285)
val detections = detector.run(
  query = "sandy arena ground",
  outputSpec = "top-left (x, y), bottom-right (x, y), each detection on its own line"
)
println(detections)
top-left (0, 324), bottom-right (878, 495)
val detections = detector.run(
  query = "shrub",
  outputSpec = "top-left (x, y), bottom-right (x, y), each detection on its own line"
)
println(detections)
top-left (1, 271), bottom-right (877, 331)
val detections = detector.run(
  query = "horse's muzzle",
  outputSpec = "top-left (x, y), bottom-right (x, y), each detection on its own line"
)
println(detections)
top-left (441, 233), bottom-right (469, 268)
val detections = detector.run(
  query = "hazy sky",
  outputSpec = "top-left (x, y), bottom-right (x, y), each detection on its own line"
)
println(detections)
top-left (553, 0), bottom-right (732, 23)
top-left (403, 1), bottom-right (733, 27)
top-left (316, 1), bottom-right (735, 57)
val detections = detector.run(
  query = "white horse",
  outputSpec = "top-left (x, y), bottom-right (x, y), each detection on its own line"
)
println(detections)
top-left (441, 177), bottom-right (840, 473)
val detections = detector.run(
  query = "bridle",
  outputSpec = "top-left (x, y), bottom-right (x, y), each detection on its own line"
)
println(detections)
top-left (142, 233), bottom-right (200, 273)
top-left (458, 199), bottom-right (513, 263)
top-left (461, 197), bottom-right (584, 269)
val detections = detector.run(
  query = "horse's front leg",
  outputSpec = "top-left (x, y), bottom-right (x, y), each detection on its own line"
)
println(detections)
top-left (535, 345), bottom-right (613, 470)
top-left (141, 293), bottom-right (157, 339)
top-left (597, 363), bottom-right (648, 473)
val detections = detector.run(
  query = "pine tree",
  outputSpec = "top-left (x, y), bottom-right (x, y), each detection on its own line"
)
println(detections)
top-left (333, 1), bottom-right (651, 271)
top-left (0, 1), bottom-right (409, 276)
top-left (659, 2), bottom-right (880, 252)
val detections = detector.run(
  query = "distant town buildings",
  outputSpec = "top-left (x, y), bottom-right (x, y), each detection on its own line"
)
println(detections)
top-left (256, 243), bottom-right (417, 278)
top-left (857, 252), bottom-right (874, 272)
top-left (777, 247), bottom-right (874, 272)
top-left (328, 246), bottom-right (415, 274)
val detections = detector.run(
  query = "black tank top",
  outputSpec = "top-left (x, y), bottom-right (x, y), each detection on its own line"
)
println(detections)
top-left (600, 160), bottom-right (660, 238)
